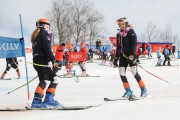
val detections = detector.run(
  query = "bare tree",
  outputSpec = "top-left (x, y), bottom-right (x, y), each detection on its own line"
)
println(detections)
top-left (46, 0), bottom-right (72, 44)
top-left (158, 24), bottom-right (174, 42)
top-left (71, 0), bottom-right (94, 44)
top-left (46, 0), bottom-right (104, 45)
top-left (86, 10), bottom-right (104, 45)
top-left (141, 21), bottom-right (159, 42)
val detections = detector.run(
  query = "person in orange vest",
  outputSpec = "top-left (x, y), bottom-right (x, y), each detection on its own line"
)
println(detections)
top-left (79, 41), bottom-right (88, 76)
top-left (55, 43), bottom-right (65, 70)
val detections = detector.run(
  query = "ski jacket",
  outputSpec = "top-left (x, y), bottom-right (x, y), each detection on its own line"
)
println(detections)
top-left (96, 40), bottom-right (101, 48)
top-left (163, 48), bottom-right (170, 56)
top-left (80, 47), bottom-right (87, 61)
top-left (116, 28), bottom-right (137, 57)
top-left (147, 45), bottom-right (152, 52)
top-left (99, 46), bottom-right (106, 53)
top-left (32, 28), bottom-right (55, 62)
top-left (55, 45), bottom-right (64, 61)
top-left (172, 46), bottom-right (176, 53)
top-left (156, 49), bottom-right (161, 58)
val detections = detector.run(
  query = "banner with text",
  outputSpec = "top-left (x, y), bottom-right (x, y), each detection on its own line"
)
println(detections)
top-left (0, 36), bottom-right (25, 58)
top-left (67, 51), bottom-right (83, 62)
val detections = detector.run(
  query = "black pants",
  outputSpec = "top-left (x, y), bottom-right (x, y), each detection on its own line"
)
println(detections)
top-left (163, 55), bottom-right (170, 65)
top-left (33, 57), bottom-right (58, 96)
top-left (3, 62), bottom-right (19, 73)
top-left (33, 57), bottom-right (56, 81)
top-left (119, 54), bottom-right (141, 83)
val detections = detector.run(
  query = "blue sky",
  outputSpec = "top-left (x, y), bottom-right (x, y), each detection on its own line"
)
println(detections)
top-left (0, 0), bottom-right (180, 46)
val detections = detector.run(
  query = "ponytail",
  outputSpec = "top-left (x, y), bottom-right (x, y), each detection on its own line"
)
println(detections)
top-left (31, 28), bottom-right (41, 43)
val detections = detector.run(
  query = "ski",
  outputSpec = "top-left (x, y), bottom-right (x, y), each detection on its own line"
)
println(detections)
top-left (1, 78), bottom-right (11, 80)
top-left (104, 97), bottom-right (140, 101)
top-left (1, 77), bottom-right (22, 80)
top-left (0, 104), bottom-right (102, 111)
top-left (104, 97), bottom-right (127, 101)
top-left (58, 75), bottom-right (100, 78)
top-left (76, 75), bottom-right (100, 77)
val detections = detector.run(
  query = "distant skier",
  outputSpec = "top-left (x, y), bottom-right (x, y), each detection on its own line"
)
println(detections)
top-left (115, 17), bottom-right (147, 98)
top-left (64, 46), bottom-right (73, 78)
top-left (156, 47), bottom-right (162, 66)
top-left (146, 43), bottom-right (152, 58)
top-left (30, 18), bottom-right (59, 108)
top-left (172, 44), bottom-right (176, 57)
top-left (0, 57), bottom-right (21, 79)
top-left (162, 45), bottom-right (171, 66)
top-left (96, 38), bottom-right (101, 56)
top-left (100, 45), bottom-right (108, 65)
top-left (108, 48), bottom-right (116, 67)
top-left (141, 42), bottom-right (146, 57)
top-left (87, 47), bottom-right (93, 62)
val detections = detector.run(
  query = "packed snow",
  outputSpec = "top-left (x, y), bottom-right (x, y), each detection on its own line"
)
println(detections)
top-left (0, 53), bottom-right (180, 120)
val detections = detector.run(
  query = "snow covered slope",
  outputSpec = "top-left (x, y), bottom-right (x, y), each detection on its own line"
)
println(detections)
top-left (0, 54), bottom-right (180, 120)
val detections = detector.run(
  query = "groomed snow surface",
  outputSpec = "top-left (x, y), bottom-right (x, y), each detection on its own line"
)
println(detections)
top-left (0, 53), bottom-right (180, 120)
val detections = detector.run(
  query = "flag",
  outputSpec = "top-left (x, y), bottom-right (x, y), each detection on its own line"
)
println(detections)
top-left (0, 36), bottom-right (25, 58)
top-left (109, 37), bottom-right (117, 47)
top-left (67, 51), bottom-right (83, 62)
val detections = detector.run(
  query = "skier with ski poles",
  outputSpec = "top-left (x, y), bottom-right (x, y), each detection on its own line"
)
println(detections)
top-left (0, 57), bottom-right (21, 79)
top-left (30, 18), bottom-right (59, 108)
top-left (115, 17), bottom-right (147, 98)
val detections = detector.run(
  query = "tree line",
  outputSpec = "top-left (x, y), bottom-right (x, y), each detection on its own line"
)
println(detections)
top-left (46, 0), bottom-right (104, 45)
top-left (141, 21), bottom-right (178, 44)
top-left (46, 0), bottom-right (179, 47)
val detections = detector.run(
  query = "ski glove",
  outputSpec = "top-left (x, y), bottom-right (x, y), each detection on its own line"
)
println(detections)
top-left (52, 60), bottom-right (58, 68)
top-left (127, 53), bottom-right (137, 64)
top-left (113, 58), bottom-right (118, 66)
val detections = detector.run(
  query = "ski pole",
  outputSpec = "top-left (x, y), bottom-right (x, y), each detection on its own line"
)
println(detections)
top-left (70, 70), bottom-right (79, 83)
top-left (123, 54), bottom-right (169, 83)
top-left (5, 76), bottom-right (38, 95)
top-left (19, 59), bottom-right (66, 67)
top-left (138, 65), bottom-right (169, 83)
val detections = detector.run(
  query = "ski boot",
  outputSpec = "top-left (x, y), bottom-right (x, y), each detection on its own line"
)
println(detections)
top-left (64, 73), bottom-right (73, 78)
top-left (42, 93), bottom-right (60, 108)
top-left (1, 73), bottom-right (6, 79)
top-left (167, 62), bottom-right (171, 66)
top-left (81, 71), bottom-right (86, 77)
top-left (140, 86), bottom-right (147, 97)
top-left (122, 88), bottom-right (135, 99)
top-left (17, 71), bottom-right (21, 79)
top-left (31, 95), bottom-right (43, 108)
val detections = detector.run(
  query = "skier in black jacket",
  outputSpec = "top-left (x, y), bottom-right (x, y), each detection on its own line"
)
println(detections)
top-left (30, 18), bottom-right (59, 108)
top-left (115, 17), bottom-right (147, 98)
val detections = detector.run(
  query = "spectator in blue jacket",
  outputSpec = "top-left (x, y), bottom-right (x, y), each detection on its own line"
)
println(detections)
top-left (162, 45), bottom-right (171, 66)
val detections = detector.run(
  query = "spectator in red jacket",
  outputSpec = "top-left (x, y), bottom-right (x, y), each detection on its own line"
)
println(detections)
top-left (55, 43), bottom-right (65, 69)
top-left (79, 41), bottom-right (88, 76)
